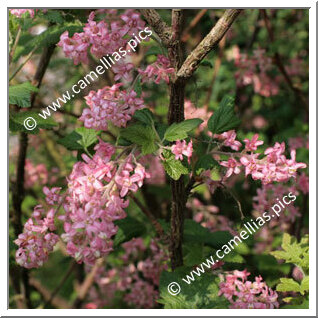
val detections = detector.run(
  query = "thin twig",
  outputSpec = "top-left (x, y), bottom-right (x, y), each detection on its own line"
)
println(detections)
top-left (129, 193), bottom-right (165, 237)
top-left (9, 25), bottom-right (22, 65)
top-left (9, 46), bottom-right (38, 82)
top-left (44, 261), bottom-right (77, 307)
top-left (221, 183), bottom-right (244, 220)
top-left (261, 9), bottom-right (308, 114)
top-left (72, 258), bottom-right (104, 308)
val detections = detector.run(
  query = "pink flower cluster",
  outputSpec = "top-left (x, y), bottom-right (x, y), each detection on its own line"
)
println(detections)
top-left (214, 130), bottom-right (242, 151)
top-left (215, 133), bottom-right (306, 184)
top-left (58, 10), bottom-right (145, 65)
top-left (15, 205), bottom-right (59, 269)
top-left (138, 54), bottom-right (174, 84)
top-left (218, 269), bottom-right (279, 309)
top-left (10, 9), bottom-right (35, 18)
top-left (24, 159), bottom-right (48, 188)
top-left (24, 159), bottom-right (59, 189)
top-left (79, 84), bottom-right (145, 131)
top-left (232, 47), bottom-right (279, 97)
top-left (85, 238), bottom-right (168, 308)
top-left (59, 139), bottom-right (149, 265)
top-left (171, 140), bottom-right (193, 162)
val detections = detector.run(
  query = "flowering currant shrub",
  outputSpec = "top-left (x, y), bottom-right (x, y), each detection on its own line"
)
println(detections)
top-left (9, 9), bottom-right (309, 309)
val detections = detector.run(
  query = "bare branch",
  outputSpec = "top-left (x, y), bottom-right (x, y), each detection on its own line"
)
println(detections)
top-left (177, 9), bottom-right (242, 80)
top-left (139, 9), bottom-right (172, 47)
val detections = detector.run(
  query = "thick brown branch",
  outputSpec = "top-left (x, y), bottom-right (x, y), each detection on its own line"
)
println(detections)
top-left (177, 9), bottom-right (242, 80)
top-left (139, 9), bottom-right (172, 47)
top-left (168, 10), bottom-right (186, 270)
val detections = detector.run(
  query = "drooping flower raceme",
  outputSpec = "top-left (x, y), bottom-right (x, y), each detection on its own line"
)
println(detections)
top-left (59, 139), bottom-right (149, 265)
top-left (218, 269), bottom-right (279, 309)
top-left (15, 205), bottom-right (59, 269)
top-left (213, 133), bottom-right (306, 184)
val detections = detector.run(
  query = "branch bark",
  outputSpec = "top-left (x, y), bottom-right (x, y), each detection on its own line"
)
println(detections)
top-left (167, 10), bottom-right (186, 270)
top-left (139, 9), bottom-right (172, 47)
top-left (177, 9), bottom-right (242, 80)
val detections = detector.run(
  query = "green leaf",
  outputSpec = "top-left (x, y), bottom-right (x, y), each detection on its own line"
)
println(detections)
top-left (57, 131), bottom-right (83, 150)
top-left (113, 216), bottom-right (146, 247)
top-left (120, 124), bottom-right (158, 155)
top-left (207, 96), bottom-right (240, 134)
top-left (282, 298), bottom-right (309, 309)
top-left (145, 46), bottom-right (164, 57)
top-left (164, 118), bottom-right (203, 142)
top-left (194, 154), bottom-right (218, 175)
top-left (9, 111), bottom-right (58, 134)
top-left (133, 108), bottom-right (154, 126)
top-left (300, 276), bottom-right (309, 295)
top-left (158, 267), bottom-right (230, 309)
top-left (183, 219), bottom-right (232, 249)
top-left (75, 127), bottom-right (98, 150)
top-left (271, 233), bottom-right (309, 274)
top-left (9, 82), bottom-right (39, 107)
top-left (276, 278), bottom-right (301, 293)
top-left (162, 150), bottom-right (189, 180)
top-left (43, 10), bottom-right (65, 24)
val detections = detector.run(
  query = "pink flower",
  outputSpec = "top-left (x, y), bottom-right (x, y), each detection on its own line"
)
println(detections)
top-left (171, 140), bottom-right (193, 161)
top-left (215, 130), bottom-right (242, 151)
top-left (138, 54), bottom-right (174, 84)
top-left (43, 186), bottom-right (62, 205)
top-left (15, 206), bottom-right (59, 269)
top-left (240, 153), bottom-right (264, 179)
top-left (120, 9), bottom-right (145, 36)
top-left (220, 158), bottom-right (241, 178)
top-left (243, 134), bottom-right (264, 152)
top-left (112, 60), bottom-right (134, 82)
top-left (219, 269), bottom-right (279, 309)
top-left (285, 149), bottom-right (307, 177)
top-left (57, 31), bottom-right (90, 65)
top-left (10, 9), bottom-right (35, 18)
top-left (80, 84), bottom-right (145, 130)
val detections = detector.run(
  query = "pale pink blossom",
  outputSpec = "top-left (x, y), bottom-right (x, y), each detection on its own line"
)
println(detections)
top-left (171, 140), bottom-right (193, 162)
top-left (219, 270), bottom-right (279, 309)
top-left (220, 158), bottom-right (241, 178)
top-left (243, 134), bottom-right (264, 152)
